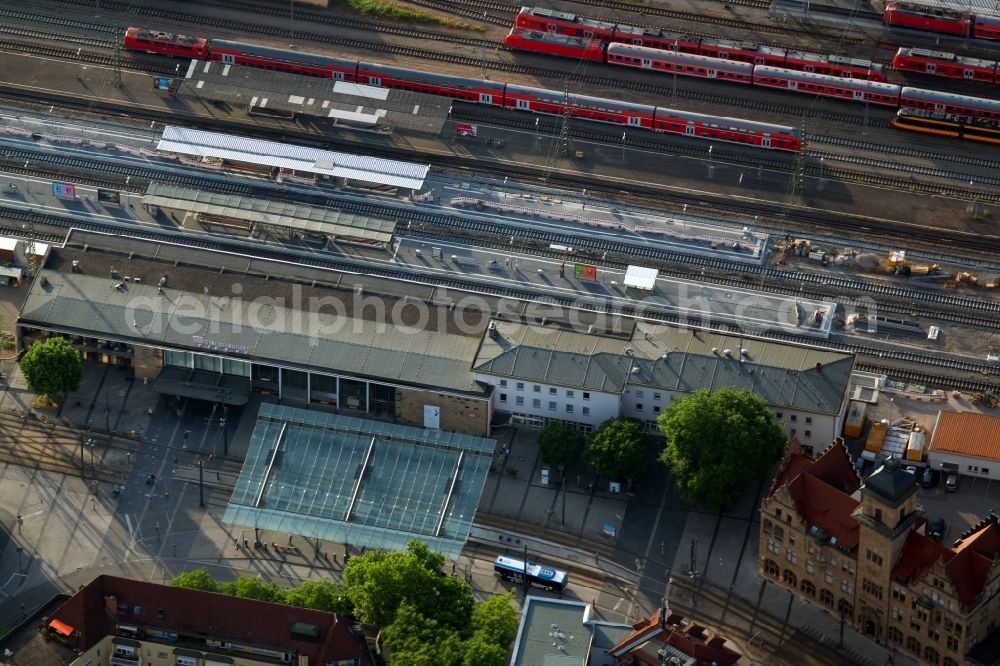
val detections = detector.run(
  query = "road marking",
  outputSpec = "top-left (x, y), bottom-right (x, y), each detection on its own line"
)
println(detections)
top-left (21, 509), bottom-right (44, 520)
top-left (125, 513), bottom-right (133, 537)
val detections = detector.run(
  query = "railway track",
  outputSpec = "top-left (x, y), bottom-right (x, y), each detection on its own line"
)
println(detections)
top-left (3, 128), bottom-right (1000, 390)
top-left (0, 10), bottom-right (899, 133)
top-left (454, 107), bottom-right (1000, 203)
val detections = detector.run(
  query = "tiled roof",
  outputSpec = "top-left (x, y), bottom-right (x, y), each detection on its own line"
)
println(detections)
top-left (930, 411), bottom-right (1000, 461)
top-left (50, 575), bottom-right (373, 665)
top-left (788, 472), bottom-right (861, 553)
top-left (768, 443), bottom-right (862, 554)
top-left (893, 515), bottom-right (1000, 609)
top-left (608, 608), bottom-right (741, 666)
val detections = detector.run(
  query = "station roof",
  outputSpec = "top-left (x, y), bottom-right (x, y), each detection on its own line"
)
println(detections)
top-left (474, 319), bottom-right (854, 415)
top-left (142, 183), bottom-right (396, 244)
top-left (157, 126), bottom-right (429, 190)
top-left (179, 60), bottom-right (450, 135)
top-left (623, 265), bottom-right (658, 290)
top-left (223, 403), bottom-right (495, 559)
top-left (19, 237), bottom-right (490, 396)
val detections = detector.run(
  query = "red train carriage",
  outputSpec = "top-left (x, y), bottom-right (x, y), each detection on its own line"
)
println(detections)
top-left (503, 28), bottom-right (605, 62)
top-left (652, 107), bottom-right (801, 151)
top-left (514, 6), bottom-right (617, 41)
top-left (609, 25), bottom-right (704, 54)
top-left (892, 47), bottom-right (998, 83)
top-left (752, 66), bottom-right (902, 106)
top-left (607, 44), bottom-right (753, 84)
top-left (974, 14), bottom-right (1000, 39)
top-left (883, 0), bottom-right (971, 36)
top-left (209, 40), bottom-right (357, 79)
top-left (356, 64), bottom-right (508, 105)
top-left (503, 83), bottom-right (656, 127)
top-left (123, 27), bottom-right (208, 58)
top-left (694, 39), bottom-right (786, 66)
top-left (900, 86), bottom-right (1000, 120)
top-left (794, 53), bottom-right (887, 81)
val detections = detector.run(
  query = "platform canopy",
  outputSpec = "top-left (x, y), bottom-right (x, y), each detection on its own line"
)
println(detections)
top-left (223, 404), bottom-right (495, 559)
top-left (623, 265), bottom-right (658, 291)
top-left (157, 126), bottom-right (429, 190)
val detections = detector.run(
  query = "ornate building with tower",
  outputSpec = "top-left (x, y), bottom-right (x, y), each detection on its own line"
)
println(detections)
top-left (760, 442), bottom-right (1000, 666)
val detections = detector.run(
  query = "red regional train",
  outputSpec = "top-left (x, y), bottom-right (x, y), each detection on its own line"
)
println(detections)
top-left (892, 47), bottom-right (1000, 84)
top-left (512, 7), bottom-right (886, 80)
top-left (883, 0), bottom-right (1000, 40)
top-left (125, 29), bottom-right (802, 152)
top-left (558, 41), bottom-right (1000, 121)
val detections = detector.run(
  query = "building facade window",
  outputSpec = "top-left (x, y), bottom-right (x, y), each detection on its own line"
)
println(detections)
top-left (548, 401), bottom-right (556, 411)
top-left (532, 399), bottom-right (541, 409)
top-left (516, 397), bottom-right (524, 406)
top-left (582, 407), bottom-right (590, 416)
top-left (888, 627), bottom-right (903, 645)
top-left (820, 589), bottom-right (834, 608)
top-left (566, 390), bottom-right (575, 398)
top-left (583, 392), bottom-right (590, 400)
top-left (549, 387), bottom-right (557, 395)
top-left (533, 384), bottom-right (541, 393)
top-left (500, 393), bottom-right (508, 403)
top-left (499, 380), bottom-right (507, 388)
top-left (801, 580), bottom-right (816, 597)
top-left (763, 559), bottom-right (779, 577)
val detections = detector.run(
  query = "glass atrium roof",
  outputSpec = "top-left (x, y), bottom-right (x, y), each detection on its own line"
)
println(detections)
top-left (223, 404), bottom-right (495, 559)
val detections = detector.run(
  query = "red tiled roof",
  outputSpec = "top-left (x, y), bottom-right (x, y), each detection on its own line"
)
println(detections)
top-left (930, 411), bottom-right (1000, 461)
top-left (768, 443), bottom-right (862, 554)
top-left (609, 609), bottom-right (741, 666)
top-left (787, 473), bottom-right (861, 553)
top-left (49, 575), bottom-right (373, 665)
top-left (893, 518), bottom-right (1000, 609)
top-left (892, 531), bottom-right (953, 585)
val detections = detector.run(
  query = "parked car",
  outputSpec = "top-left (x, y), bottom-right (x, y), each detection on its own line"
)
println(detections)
top-left (921, 468), bottom-right (938, 489)
top-left (945, 472), bottom-right (959, 492)
top-left (904, 465), bottom-right (917, 476)
top-left (927, 517), bottom-right (947, 541)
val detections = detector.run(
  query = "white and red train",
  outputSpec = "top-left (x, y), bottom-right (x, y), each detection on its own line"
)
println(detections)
top-left (892, 47), bottom-right (1000, 84)
top-left (512, 7), bottom-right (887, 81)
top-left (125, 29), bottom-right (803, 152)
top-left (508, 34), bottom-right (1000, 122)
top-left (883, 0), bottom-right (1000, 40)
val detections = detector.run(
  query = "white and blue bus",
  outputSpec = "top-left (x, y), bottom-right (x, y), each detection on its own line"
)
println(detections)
top-left (493, 555), bottom-right (568, 592)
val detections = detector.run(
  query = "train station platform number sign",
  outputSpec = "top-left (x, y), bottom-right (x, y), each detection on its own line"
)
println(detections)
top-left (455, 123), bottom-right (478, 137)
top-left (574, 264), bottom-right (597, 281)
top-left (51, 182), bottom-right (76, 198)
top-left (152, 77), bottom-right (173, 91)
top-left (97, 189), bottom-right (122, 205)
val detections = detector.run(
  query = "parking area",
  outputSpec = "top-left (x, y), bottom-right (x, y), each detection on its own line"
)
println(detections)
top-left (843, 388), bottom-right (1000, 547)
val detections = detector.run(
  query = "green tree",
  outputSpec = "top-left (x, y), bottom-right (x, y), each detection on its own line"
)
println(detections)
top-left (658, 388), bottom-right (786, 510)
top-left (343, 539), bottom-right (473, 630)
top-left (585, 418), bottom-right (649, 481)
top-left (381, 602), bottom-right (464, 666)
top-left (469, 591), bottom-right (519, 648)
top-left (285, 579), bottom-right (352, 615)
top-left (461, 633), bottom-right (507, 666)
top-left (219, 575), bottom-right (285, 603)
top-left (170, 568), bottom-right (218, 592)
top-left (19, 337), bottom-right (82, 405)
top-left (538, 421), bottom-right (584, 471)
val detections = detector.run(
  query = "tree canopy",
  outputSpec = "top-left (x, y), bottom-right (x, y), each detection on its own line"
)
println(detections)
top-left (170, 568), bottom-right (218, 592)
top-left (169, 542), bottom-right (522, 666)
top-left (20, 337), bottom-right (82, 401)
top-left (538, 421), bottom-right (585, 471)
top-left (344, 540), bottom-right (520, 665)
top-left (657, 388), bottom-right (786, 510)
top-left (584, 418), bottom-right (649, 480)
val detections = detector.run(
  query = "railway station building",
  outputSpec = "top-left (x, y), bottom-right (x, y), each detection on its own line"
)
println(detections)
top-left (16, 230), bottom-right (854, 440)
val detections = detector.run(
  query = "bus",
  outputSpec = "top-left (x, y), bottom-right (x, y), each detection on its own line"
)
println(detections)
top-left (493, 555), bottom-right (568, 592)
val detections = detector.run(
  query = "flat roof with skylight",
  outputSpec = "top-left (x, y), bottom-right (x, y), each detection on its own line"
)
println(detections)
top-left (223, 404), bottom-right (495, 559)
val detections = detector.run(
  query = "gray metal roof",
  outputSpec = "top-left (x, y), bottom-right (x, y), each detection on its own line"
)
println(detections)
top-left (157, 126), bottom-right (429, 190)
top-left (142, 183), bottom-right (396, 243)
top-left (20, 265), bottom-right (486, 395)
top-left (223, 403), bottom-right (494, 560)
top-left (475, 320), bottom-right (853, 415)
top-left (511, 598), bottom-right (595, 666)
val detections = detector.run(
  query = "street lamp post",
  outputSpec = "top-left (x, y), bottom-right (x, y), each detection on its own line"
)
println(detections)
top-left (199, 459), bottom-right (207, 506)
top-left (558, 464), bottom-right (566, 526)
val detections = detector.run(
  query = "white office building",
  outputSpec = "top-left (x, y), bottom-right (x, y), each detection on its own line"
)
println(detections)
top-left (474, 319), bottom-right (854, 442)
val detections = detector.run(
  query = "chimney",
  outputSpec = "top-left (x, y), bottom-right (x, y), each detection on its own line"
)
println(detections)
top-left (815, 362), bottom-right (823, 373)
